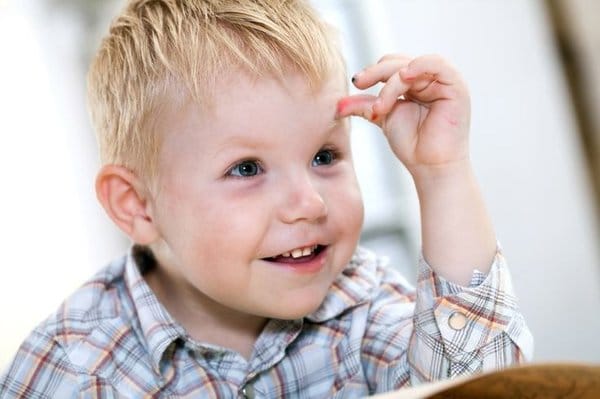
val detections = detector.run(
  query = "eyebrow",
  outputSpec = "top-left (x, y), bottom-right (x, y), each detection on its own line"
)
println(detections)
top-left (327, 118), bottom-right (347, 132)
top-left (213, 116), bottom-right (346, 156)
top-left (213, 136), bottom-right (264, 156)
top-left (327, 119), bottom-right (340, 130)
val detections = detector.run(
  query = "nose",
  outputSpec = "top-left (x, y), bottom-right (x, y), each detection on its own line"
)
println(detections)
top-left (278, 173), bottom-right (328, 224)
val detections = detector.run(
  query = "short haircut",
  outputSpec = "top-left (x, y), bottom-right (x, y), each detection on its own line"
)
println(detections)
top-left (87, 0), bottom-right (346, 180)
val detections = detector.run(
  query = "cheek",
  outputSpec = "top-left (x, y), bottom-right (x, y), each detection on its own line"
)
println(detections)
top-left (154, 182), bottom-right (223, 253)
top-left (192, 191), bottom-right (273, 251)
top-left (344, 190), bottom-right (365, 237)
top-left (326, 175), bottom-right (364, 234)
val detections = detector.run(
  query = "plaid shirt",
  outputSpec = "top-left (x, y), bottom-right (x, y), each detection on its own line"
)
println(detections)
top-left (0, 246), bottom-right (532, 398)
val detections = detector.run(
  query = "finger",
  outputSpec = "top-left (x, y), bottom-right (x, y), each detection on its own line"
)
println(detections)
top-left (352, 57), bottom-right (411, 89)
top-left (405, 81), bottom-right (455, 104)
top-left (372, 71), bottom-right (410, 115)
top-left (400, 54), bottom-right (459, 86)
top-left (376, 53), bottom-right (412, 64)
top-left (336, 94), bottom-right (379, 122)
top-left (409, 74), bottom-right (437, 93)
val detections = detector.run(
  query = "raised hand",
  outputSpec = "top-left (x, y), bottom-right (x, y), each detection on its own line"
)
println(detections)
top-left (337, 54), bottom-right (471, 177)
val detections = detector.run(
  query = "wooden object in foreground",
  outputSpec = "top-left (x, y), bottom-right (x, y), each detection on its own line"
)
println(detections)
top-left (371, 363), bottom-right (600, 399)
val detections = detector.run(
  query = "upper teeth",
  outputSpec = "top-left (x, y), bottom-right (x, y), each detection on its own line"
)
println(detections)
top-left (281, 245), bottom-right (318, 258)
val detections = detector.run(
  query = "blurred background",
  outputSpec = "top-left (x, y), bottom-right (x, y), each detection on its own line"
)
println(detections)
top-left (1, 0), bottom-right (599, 368)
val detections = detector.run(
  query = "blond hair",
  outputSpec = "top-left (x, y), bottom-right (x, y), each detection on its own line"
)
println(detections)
top-left (87, 0), bottom-right (345, 179)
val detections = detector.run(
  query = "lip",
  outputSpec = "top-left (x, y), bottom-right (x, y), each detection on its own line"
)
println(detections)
top-left (264, 245), bottom-right (329, 274)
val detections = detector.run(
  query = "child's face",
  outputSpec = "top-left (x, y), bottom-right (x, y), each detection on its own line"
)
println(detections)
top-left (147, 71), bottom-right (364, 321)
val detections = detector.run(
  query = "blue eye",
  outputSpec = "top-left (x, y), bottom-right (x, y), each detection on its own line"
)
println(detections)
top-left (312, 149), bottom-right (336, 166)
top-left (228, 160), bottom-right (263, 177)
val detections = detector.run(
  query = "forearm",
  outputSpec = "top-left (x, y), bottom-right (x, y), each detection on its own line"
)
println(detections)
top-left (412, 160), bottom-right (497, 285)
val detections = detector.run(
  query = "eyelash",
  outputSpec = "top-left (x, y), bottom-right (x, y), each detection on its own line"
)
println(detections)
top-left (312, 147), bottom-right (340, 167)
top-left (225, 147), bottom-right (342, 179)
top-left (225, 159), bottom-right (264, 179)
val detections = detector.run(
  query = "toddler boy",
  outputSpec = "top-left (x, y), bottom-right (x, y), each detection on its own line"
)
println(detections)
top-left (0, 0), bottom-right (532, 397)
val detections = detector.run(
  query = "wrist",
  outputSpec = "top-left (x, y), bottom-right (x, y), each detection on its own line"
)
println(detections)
top-left (412, 158), bottom-right (496, 283)
top-left (410, 159), bottom-right (474, 194)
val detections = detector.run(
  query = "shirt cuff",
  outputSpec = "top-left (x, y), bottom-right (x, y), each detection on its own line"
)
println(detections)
top-left (414, 245), bottom-right (532, 358)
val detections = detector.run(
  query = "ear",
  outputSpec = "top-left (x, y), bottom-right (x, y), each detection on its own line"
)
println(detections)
top-left (95, 165), bottom-right (160, 245)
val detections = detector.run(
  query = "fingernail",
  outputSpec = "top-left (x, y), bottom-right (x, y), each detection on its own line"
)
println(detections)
top-left (371, 112), bottom-right (378, 122)
top-left (351, 73), bottom-right (360, 84)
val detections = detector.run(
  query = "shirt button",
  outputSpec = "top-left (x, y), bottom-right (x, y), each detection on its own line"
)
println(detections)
top-left (241, 385), bottom-right (255, 399)
top-left (448, 311), bottom-right (468, 330)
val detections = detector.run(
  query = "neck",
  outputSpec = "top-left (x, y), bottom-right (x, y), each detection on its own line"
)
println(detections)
top-left (144, 266), bottom-right (267, 359)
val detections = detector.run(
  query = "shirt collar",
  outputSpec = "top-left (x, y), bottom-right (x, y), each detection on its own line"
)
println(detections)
top-left (124, 245), bottom-right (186, 374)
top-left (124, 245), bottom-right (380, 371)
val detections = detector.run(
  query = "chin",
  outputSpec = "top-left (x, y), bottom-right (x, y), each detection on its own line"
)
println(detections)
top-left (265, 295), bottom-right (326, 320)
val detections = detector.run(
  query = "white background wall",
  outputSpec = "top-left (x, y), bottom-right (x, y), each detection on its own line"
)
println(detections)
top-left (344, 0), bottom-right (600, 362)
top-left (1, 0), bottom-right (599, 368)
top-left (0, 0), bottom-right (128, 368)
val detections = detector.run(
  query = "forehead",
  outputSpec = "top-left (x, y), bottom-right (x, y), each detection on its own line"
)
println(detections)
top-left (158, 70), bottom-right (348, 149)
top-left (216, 70), bottom-right (345, 119)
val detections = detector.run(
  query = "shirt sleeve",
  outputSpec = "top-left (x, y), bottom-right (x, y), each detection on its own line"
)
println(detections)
top-left (408, 246), bottom-right (534, 385)
top-left (0, 329), bottom-right (82, 398)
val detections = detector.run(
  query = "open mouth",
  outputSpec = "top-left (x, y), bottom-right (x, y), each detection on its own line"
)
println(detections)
top-left (263, 244), bottom-right (327, 264)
